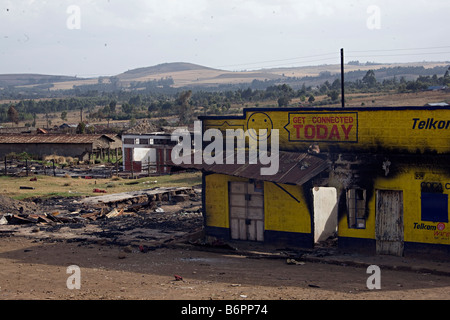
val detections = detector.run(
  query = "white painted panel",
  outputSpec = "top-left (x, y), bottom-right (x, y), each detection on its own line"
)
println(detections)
top-left (230, 194), bottom-right (246, 207)
top-left (256, 220), bottom-right (264, 241)
top-left (247, 207), bottom-right (263, 220)
top-left (313, 187), bottom-right (338, 243)
top-left (229, 181), bottom-right (264, 242)
top-left (248, 220), bottom-right (256, 241)
top-left (133, 148), bottom-right (156, 163)
top-left (230, 206), bottom-right (246, 219)
top-left (230, 182), bottom-right (247, 194)
top-left (239, 219), bottom-right (247, 240)
top-left (248, 194), bottom-right (264, 208)
top-left (230, 219), bottom-right (239, 240)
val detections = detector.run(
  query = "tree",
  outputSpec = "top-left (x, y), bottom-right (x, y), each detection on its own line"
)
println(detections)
top-left (443, 67), bottom-right (450, 86)
top-left (319, 81), bottom-right (330, 94)
top-left (121, 103), bottom-right (134, 114)
top-left (109, 100), bottom-right (117, 113)
top-left (241, 88), bottom-right (253, 100)
top-left (444, 67), bottom-right (450, 79)
top-left (327, 90), bottom-right (340, 101)
top-left (331, 79), bottom-right (341, 90)
top-left (397, 83), bottom-right (407, 93)
top-left (76, 122), bottom-right (86, 134)
top-left (7, 105), bottom-right (19, 126)
top-left (61, 111), bottom-right (68, 121)
top-left (277, 96), bottom-right (291, 107)
top-left (362, 70), bottom-right (377, 88)
top-left (406, 80), bottom-right (427, 92)
top-left (129, 95), bottom-right (142, 107)
top-left (177, 90), bottom-right (193, 124)
top-left (308, 95), bottom-right (315, 103)
top-left (280, 83), bottom-right (293, 93)
top-left (299, 83), bottom-right (307, 95)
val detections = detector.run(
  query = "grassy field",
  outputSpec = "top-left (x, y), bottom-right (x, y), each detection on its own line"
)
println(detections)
top-left (0, 171), bottom-right (202, 200)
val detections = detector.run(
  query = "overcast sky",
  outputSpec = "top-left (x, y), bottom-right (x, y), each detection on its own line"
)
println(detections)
top-left (1, 0), bottom-right (449, 77)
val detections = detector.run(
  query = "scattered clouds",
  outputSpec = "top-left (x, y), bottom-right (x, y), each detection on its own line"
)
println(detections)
top-left (0, 0), bottom-right (448, 75)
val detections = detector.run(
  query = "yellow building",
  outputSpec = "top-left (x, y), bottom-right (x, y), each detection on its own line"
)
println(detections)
top-left (180, 106), bottom-right (450, 257)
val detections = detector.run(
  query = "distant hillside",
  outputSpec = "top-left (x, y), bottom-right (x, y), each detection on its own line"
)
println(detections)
top-left (117, 62), bottom-right (219, 80)
top-left (0, 74), bottom-right (83, 87)
top-left (115, 61), bottom-right (450, 88)
top-left (0, 61), bottom-right (448, 93)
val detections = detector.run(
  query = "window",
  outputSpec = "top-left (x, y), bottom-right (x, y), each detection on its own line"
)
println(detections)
top-left (347, 188), bottom-right (367, 229)
top-left (421, 182), bottom-right (448, 222)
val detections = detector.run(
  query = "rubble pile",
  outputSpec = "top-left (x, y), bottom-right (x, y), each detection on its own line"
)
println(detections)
top-left (0, 187), bottom-right (204, 248)
top-left (2, 160), bottom-right (118, 179)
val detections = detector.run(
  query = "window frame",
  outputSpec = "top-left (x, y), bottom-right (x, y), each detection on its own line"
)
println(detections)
top-left (347, 188), bottom-right (367, 229)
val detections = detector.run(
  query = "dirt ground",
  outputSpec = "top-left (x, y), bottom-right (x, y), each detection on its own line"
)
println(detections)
top-left (0, 192), bottom-right (449, 301)
top-left (1, 236), bottom-right (450, 301)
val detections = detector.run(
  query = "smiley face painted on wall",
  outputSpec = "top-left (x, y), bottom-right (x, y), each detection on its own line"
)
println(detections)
top-left (246, 112), bottom-right (273, 141)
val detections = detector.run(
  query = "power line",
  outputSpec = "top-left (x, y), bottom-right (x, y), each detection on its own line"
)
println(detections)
top-left (244, 57), bottom-right (339, 70)
top-left (347, 45), bottom-right (450, 54)
top-left (215, 52), bottom-right (338, 69)
top-left (346, 51), bottom-right (450, 59)
top-left (216, 45), bottom-right (450, 70)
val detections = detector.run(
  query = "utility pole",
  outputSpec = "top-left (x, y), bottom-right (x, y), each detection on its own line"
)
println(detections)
top-left (341, 48), bottom-right (345, 108)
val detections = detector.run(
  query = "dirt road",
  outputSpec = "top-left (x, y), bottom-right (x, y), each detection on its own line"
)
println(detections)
top-left (0, 191), bottom-right (449, 303)
top-left (0, 235), bottom-right (449, 301)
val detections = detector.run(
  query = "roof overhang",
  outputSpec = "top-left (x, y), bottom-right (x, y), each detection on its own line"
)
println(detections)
top-left (173, 151), bottom-right (329, 186)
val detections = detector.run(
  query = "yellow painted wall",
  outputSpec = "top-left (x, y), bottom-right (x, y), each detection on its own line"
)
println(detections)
top-left (204, 174), bottom-right (312, 234)
top-left (264, 181), bottom-right (311, 233)
top-left (338, 167), bottom-right (450, 245)
top-left (203, 107), bottom-right (450, 154)
top-left (204, 173), bottom-right (246, 228)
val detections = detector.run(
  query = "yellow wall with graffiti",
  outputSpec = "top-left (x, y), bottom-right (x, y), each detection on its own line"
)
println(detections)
top-left (203, 107), bottom-right (450, 154)
top-left (338, 167), bottom-right (450, 245)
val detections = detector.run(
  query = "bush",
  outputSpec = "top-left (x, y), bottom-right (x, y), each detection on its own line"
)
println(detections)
top-left (6, 152), bottom-right (18, 160)
top-left (65, 157), bottom-right (75, 165)
top-left (6, 152), bottom-right (34, 160)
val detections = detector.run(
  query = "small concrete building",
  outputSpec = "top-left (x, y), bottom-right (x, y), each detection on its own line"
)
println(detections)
top-left (122, 132), bottom-right (176, 174)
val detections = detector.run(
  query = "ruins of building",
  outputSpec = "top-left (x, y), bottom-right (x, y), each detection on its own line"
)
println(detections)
top-left (0, 133), bottom-right (121, 161)
top-left (176, 106), bottom-right (450, 257)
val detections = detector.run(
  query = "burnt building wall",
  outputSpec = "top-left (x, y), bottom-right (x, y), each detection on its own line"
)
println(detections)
top-left (0, 143), bottom-right (92, 159)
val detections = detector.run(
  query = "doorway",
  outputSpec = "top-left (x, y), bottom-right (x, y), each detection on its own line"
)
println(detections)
top-left (376, 190), bottom-right (404, 256)
top-left (313, 187), bottom-right (338, 243)
top-left (229, 181), bottom-right (264, 241)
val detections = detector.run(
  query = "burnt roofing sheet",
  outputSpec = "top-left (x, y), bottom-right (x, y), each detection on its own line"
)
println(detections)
top-left (0, 134), bottom-right (112, 144)
top-left (173, 150), bottom-right (329, 186)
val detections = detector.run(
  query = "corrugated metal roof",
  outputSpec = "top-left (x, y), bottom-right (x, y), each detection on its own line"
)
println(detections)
top-left (0, 134), bottom-right (113, 144)
top-left (173, 150), bottom-right (329, 186)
